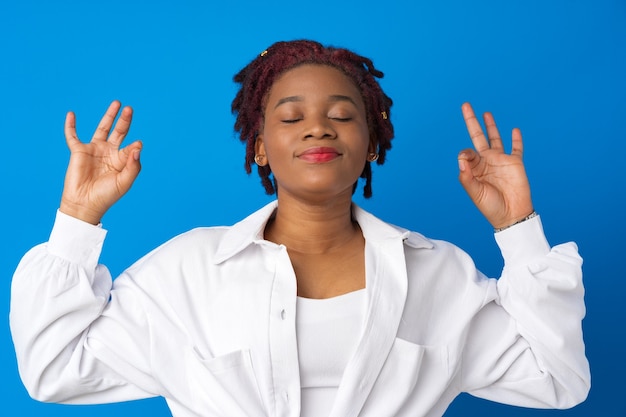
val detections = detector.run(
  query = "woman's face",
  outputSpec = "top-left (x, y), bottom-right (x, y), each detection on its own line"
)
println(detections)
top-left (256, 64), bottom-right (372, 202)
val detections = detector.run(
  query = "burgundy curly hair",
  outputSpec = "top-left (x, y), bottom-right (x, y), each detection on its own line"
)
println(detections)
top-left (231, 39), bottom-right (394, 198)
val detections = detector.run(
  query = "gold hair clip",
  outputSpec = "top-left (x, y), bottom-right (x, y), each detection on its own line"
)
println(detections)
top-left (260, 50), bottom-right (268, 57)
top-left (381, 111), bottom-right (388, 120)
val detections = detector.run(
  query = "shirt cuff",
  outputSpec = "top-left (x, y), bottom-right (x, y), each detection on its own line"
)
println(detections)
top-left (494, 215), bottom-right (551, 268)
top-left (47, 210), bottom-right (108, 267)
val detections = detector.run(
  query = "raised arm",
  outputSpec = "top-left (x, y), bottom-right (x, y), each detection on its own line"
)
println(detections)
top-left (456, 103), bottom-right (590, 407)
top-left (10, 102), bottom-right (158, 403)
top-left (60, 100), bottom-right (142, 224)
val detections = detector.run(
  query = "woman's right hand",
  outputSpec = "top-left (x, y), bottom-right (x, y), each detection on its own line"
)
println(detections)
top-left (60, 101), bottom-right (143, 225)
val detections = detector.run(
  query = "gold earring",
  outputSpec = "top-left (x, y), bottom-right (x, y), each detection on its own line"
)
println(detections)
top-left (254, 154), bottom-right (266, 165)
top-left (367, 153), bottom-right (379, 162)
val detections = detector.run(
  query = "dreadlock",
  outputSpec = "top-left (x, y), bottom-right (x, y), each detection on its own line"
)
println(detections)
top-left (231, 39), bottom-right (394, 198)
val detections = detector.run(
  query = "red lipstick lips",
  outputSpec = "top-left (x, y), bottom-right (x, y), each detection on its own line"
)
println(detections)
top-left (298, 147), bottom-right (341, 163)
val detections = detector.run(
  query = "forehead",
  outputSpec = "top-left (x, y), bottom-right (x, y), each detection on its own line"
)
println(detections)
top-left (267, 64), bottom-right (362, 101)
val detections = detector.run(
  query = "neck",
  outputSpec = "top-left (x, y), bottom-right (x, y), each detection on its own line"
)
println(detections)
top-left (265, 191), bottom-right (359, 255)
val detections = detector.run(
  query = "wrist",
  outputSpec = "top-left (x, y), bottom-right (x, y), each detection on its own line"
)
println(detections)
top-left (494, 211), bottom-right (537, 233)
top-left (59, 200), bottom-right (104, 225)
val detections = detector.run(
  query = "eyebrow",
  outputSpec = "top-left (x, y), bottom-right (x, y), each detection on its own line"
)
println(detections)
top-left (329, 95), bottom-right (357, 106)
top-left (273, 94), bottom-right (358, 109)
top-left (274, 96), bottom-right (303, 109)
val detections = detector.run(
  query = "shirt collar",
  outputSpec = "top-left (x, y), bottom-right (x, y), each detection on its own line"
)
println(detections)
top-left (213, 200), bottom-right (433, 264)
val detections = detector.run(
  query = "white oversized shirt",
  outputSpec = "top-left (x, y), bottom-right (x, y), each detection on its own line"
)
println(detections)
top-left (10, 202), bottom-right (590, 416)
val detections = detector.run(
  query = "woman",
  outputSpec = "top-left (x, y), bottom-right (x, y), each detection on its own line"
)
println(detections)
top-left (10, 40), bottom-right (590, 416)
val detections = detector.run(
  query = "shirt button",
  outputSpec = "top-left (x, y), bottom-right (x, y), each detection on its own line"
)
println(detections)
top-left (280, 309), bottom-right (286, 320)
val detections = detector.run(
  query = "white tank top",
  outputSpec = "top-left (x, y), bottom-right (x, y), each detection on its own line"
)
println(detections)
top-left (296, 289), bottom-right (366, 417)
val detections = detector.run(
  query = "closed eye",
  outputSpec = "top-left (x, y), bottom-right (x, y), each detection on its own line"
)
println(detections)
top-left (281, 118), bottom-right (302, 123)
top-left (331, 117), bottom-right (352, 122)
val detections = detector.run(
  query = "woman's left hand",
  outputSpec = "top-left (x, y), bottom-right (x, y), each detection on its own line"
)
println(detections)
top-left (457, 102), bottom-right (534, 229)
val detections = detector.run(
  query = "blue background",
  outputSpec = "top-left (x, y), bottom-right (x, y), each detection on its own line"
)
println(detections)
top-left (1, 0), bottom-right (624, 415)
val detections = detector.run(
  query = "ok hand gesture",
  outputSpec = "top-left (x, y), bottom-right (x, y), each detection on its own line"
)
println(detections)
top-left (457, 103), bottom-right (534, 230)
top-left (60, 101), bottom-right (142, 225)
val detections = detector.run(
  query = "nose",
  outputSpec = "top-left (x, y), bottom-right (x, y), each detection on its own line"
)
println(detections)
top-left (303, 115), bottom-right (336, 140)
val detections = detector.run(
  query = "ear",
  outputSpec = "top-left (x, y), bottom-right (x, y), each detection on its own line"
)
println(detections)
top-left (255, 134), bottom-right (265, 155)
top-left (254, 135), bottom-right (268, 166)
top-left (368, 135), bottom-right (378, 154)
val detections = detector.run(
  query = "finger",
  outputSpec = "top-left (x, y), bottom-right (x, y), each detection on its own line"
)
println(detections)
top-left (458, 153), bottom-right (483, 204)
top-left (511, 127), bottom-right (523, 158)
top-left (119, 140), bottom-right (143, 166)
top-left (64, 111), bottom-right (80, 149)
top-left (457, 148), bottom-right (482, 171)
top-left (108, 106), bottom-right (133, 148)
top-left (93, 100), bottom-right (122, 142)
top-left (462, 102), bottom-right (489, 153)
top-left (118, 142), bottom-right (143, 193)
top-left (483, 112), bottom-right (504, 152)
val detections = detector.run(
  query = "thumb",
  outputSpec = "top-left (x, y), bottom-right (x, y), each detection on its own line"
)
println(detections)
top-left (457, 149), bottom-right (481, 202)
top-left (118, 141), bottom-right (143, 192)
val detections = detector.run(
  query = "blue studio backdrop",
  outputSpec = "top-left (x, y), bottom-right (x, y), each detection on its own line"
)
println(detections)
top-left (1, 1), bottom-right (624, 415)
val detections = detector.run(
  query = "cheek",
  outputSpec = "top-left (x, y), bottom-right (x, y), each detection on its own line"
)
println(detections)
top-left (263, 136), bottom-right (285, 158)
top-left (359, 126), bottom-right (374, 153)
top-left (262, 138), bottom-right (293, 170)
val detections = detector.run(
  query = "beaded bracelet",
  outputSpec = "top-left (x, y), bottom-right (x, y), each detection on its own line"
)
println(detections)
top-left (494, 211), bottom-right (538, 233)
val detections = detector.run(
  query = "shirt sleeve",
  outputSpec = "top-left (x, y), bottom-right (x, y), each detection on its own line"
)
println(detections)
top-left (9, 210), bottom-right (159, 404)
top-left (460, 215), bottom-right (590, 409)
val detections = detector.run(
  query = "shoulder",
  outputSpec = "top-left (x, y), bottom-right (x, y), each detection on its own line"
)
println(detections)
top-left (129, 226), bottom-right (232, 270)
top-left (399, 230), bottom-right (494, 310)
top-left (402, 229), bottom-right (476, 269)
top-left (387, 220), bottom-right (487, 287)
top-left (404, 229), bottom-right (468, 256)
top-left (122, 203), bottom-right (277, 279)
top-left (167, 226), bottom-right (230, 251)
